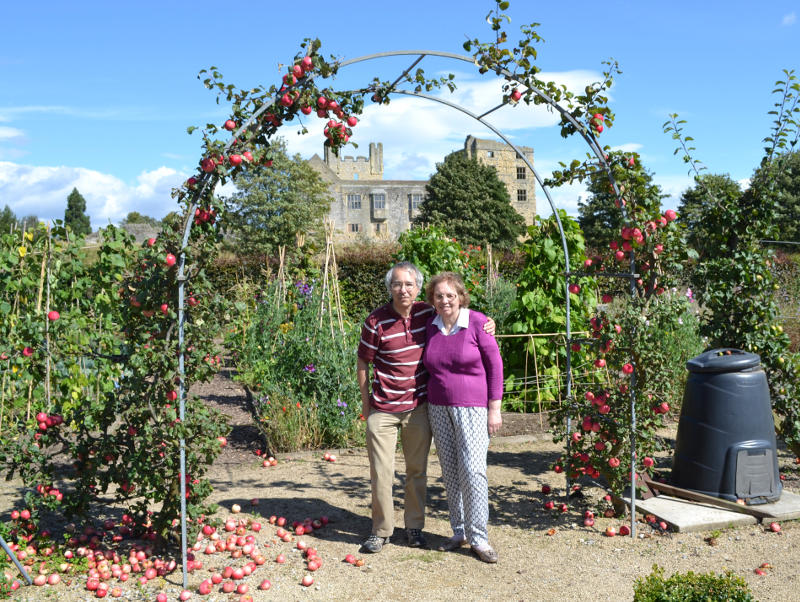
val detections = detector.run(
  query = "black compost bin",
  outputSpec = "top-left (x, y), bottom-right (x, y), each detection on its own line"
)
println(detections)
top-left (671, 348), bottom-right (781, 505)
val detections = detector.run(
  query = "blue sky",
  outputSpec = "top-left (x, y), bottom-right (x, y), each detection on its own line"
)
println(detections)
top-left (1, 1), bottom-right (798, 230)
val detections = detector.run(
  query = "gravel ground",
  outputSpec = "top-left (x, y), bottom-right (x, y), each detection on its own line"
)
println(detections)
top-left (2, 369), bottom-right (798, 601)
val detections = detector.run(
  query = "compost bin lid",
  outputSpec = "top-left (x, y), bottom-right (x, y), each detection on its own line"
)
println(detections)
top-left (686, 348), bottom-right (761, 374)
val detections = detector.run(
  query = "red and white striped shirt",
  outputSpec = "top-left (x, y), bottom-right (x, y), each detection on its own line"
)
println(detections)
top-left (358, 301), bottom-right (434, 413)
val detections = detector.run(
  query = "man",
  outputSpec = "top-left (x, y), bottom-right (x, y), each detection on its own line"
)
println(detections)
top-left (357, 261), bottom-right (494, 553)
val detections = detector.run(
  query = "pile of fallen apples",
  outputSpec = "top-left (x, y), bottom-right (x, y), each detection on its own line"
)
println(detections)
top-left (1, 504), bottom-right (369, 600)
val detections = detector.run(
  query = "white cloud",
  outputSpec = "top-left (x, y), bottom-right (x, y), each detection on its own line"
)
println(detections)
top-left (611, 143), bottom-right (643, 153)
top-left (0, 126), bottom-right (24, 140)
top-left (782, 12), bottom-right (796, 26)
top-left (0, 161), bottom-right (186, 229)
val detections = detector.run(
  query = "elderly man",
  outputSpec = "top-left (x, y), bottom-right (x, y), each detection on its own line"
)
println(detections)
top-left (357, 261), bottom-right (494, 553)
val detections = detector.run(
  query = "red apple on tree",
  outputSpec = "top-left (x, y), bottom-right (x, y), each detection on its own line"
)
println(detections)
top-left (510, 88), bottom-right (522, 102)
top-left (224, 119), bottom-right (236, 131)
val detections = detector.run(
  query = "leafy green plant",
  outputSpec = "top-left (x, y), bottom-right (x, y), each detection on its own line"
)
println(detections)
top-left (503, 210), bottom-right (595, 411)
top-left (633, 565), bottom-right (754, 602)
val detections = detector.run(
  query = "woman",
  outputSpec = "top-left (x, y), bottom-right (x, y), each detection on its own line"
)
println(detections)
top-left (422, 272), bottom-right (503, 563)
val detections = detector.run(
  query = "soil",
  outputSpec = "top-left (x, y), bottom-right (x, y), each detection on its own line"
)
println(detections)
top-left (3, 368), bottom-right (799, 601)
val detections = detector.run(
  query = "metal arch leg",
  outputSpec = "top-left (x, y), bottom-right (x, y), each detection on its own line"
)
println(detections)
top-left (1, 534), bottom-right (33, 586)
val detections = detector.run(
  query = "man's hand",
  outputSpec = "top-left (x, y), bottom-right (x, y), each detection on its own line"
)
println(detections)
top-left (483, 316), bottom-right (496, 336)
top-left (357, 358), bottom-right (372, 418)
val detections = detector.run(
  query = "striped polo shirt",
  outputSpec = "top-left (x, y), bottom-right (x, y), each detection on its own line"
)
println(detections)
top-left (358, 301), bottom-right (434, 413)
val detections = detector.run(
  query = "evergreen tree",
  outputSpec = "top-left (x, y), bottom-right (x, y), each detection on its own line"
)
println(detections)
top-left (224, 138), bottom-right (332, 255)
top-left (64, 188), bottom-right (92, 235)
top-left (0, 205), bottom-right (16, 234)
top-left (413, 151), bottom-right (525, 249)
top-left (577, 152), bottom-right (665, 253)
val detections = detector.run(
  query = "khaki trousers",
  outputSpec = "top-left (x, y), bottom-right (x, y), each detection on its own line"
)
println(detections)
top-left (366, 404), bottom-right (432, 537)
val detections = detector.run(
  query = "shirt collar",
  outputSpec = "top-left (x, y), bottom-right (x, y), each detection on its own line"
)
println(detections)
top-left (432, 308), bottom-right (470, 334)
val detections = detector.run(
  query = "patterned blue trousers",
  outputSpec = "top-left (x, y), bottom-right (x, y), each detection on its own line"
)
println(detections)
top-left (428, 404), bottom-right (490, 547)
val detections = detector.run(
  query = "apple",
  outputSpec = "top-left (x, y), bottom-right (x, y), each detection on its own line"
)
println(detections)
top-left (217, 436), bottom-right (227, 447)
top-left (619, 524), bottom-right (631, 536)
top-left (568, 283), bottom-right (580, 294)
top-left (664, 209), bottom-right (677, 222)
top-left (47, 310), bottom-right (60, 321)
top-left (165, 253), bottom-right (177, 267)
top-left (236, 583), bottom-right (249, 595)
top-left (229, 154), bottom-right (243, 166)
top-left (583, 517), bottom-right (594, 527)
top-left (622, 363), bottom-right (634, 374)
top-left (276, 554), bottom-right (286, 564)
top-left (594, 359), bottom-right (606, 368)
top-left (301, 575), bottom-right (314, 587)
top-left (222, 581), bottom-right (235, 593)
top-left (292, 64), bottom-right (304, 79)
top-left (301, 56), bottom-right (313, 71)
top-left (608, 457), bottom-right (620, 468)
top-left (769, 522), bottom-right (781, 533)
top-left (643, 456), bottom-right (654, 468)
top-left (231, 503), bottom-right (241, 514)
top-left (543, 500), bottom-right (555, 510)
top-left (347, 115), bottom-right (358, 127)
top-left (307, 559), bottom-right (320, 571)
top-left (510, 88), bottom-right (522, 102)
top-left (259, 579), bottom-right (272, 590)
top-left (604, 526), bottom-right (616, 537)
top-left (201, 158), bottom-right (215, 173)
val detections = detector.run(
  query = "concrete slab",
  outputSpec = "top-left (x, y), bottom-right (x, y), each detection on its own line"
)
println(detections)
top-left (623, 490), bottom-right (800, 533)
top-left (626, 495), bottom-right (757, 533)
top-left (749, 490), bottom-right (800, 521)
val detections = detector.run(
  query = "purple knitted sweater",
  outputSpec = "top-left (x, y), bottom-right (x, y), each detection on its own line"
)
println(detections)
top-left (423, 310), bottom-right (504, 407)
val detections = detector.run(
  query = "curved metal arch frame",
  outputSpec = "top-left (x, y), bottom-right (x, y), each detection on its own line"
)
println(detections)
top-left (174, 48), bottom-right (640, 586)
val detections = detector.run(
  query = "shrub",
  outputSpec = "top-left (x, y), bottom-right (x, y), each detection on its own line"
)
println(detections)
top-left (633, 565), bottom-right (754, 602)
top-left (336, 242), bottom-right (397, 323)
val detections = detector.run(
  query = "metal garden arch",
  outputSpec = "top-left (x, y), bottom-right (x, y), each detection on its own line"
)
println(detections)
top-left (172, 49), bottom-right (641, 586)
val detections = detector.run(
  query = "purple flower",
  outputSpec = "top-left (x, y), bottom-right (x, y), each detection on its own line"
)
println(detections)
top-left (303, 363), bottom-right (316, 373)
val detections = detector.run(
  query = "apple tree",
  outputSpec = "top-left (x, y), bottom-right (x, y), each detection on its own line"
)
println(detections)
top-left (664, 70), bottom-right (800, 456)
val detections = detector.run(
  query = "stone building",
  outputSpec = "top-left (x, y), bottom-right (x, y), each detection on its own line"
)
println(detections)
top-left (307, 136), bottom-right (536, 242)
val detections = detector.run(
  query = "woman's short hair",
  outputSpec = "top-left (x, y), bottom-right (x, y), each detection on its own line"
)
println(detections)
top-left (384, 261), bottom-right (424, 294)
top-left (425, 271), bottom-right (470, 308)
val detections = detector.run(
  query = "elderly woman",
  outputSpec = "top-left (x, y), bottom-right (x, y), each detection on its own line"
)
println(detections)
top-left (422, 272), bottom-right (503, 563)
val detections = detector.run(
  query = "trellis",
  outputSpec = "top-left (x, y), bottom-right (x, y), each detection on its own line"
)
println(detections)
top-left (165, 48), bottom-right (641, 587)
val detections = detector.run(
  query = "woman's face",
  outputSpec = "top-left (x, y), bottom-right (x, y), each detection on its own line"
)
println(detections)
top-left (432, 280), bottom-right (461, 321)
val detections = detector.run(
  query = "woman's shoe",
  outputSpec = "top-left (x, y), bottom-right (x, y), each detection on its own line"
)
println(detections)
top-left (471, 544), bottom-right (498, 563)
top-left (437, 536), bottom-right (468, 552)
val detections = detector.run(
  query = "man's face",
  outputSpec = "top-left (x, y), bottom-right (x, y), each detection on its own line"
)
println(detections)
top-left (389, 268), bottom-right (420, 312)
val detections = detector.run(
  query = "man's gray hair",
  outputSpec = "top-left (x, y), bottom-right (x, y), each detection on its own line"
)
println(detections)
top-left (385, 261), bottom-right (424, 294)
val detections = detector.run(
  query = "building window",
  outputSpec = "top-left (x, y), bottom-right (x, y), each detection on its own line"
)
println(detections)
top-left (517, 189), bottom-right (527, 202)
top-left (347, 194), bottom-right (361, 209)
top-left (349, 223), bottom-right (361, 233)
top-left (486, 150), bottom-right (495, 158)
top-left (409, 193), bottom-right (424, 210)
top-left (517, 166), bottom-right (526, 180)
top-left (371, 193), bottom-right (386, 209)
top-left (353, 173), bottom-right (359, 180)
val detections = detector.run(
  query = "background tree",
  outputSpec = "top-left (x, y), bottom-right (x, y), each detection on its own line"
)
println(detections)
top-left (755, 149), bottom-right (800, 244)
top-left (120, 211), bottom-right (161, 228)
top-left (64, 187), bottom-right (92, 235)
top-left (677, 174), bottom-right (742, 257)
top-left (576, 150), bottom-right (665, 253)
top-left (0, 205), bottom-right (16, 234)
top-left (414, 151), bottom-right (525, 249)
top-left (224, 138), bottom-right (332, 256)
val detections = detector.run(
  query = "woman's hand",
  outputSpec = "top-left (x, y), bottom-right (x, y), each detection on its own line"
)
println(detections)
top-left (488, 401), bottom-right (502, 435)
